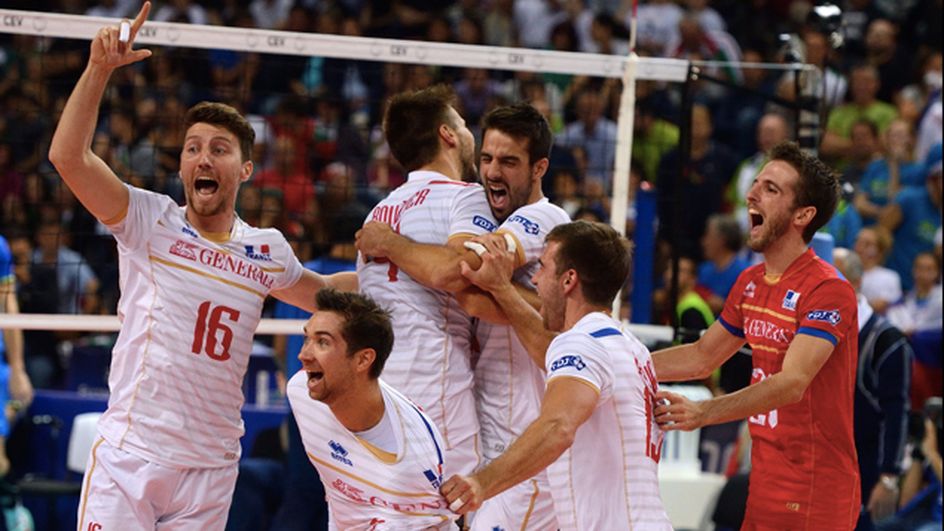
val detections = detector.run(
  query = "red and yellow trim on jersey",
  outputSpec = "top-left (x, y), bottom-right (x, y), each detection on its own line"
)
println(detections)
top-left (740, 303), bottom-right (796, 324)
top-left (148, 255), bottom-right (266, 299)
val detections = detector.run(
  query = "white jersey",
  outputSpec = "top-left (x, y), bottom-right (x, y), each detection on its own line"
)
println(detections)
top-left (472, 199), bottom-right (568, 531)
top-left (287, 373), bottom-right (456, 530)
top-left (475, 198), bottom-right (570, 462)
top-left (544, 313), bottom-right (671, 530)
top-left (98, 186), bottom-right (302, 468)
top-left (357, 171), bottom-right (497, 475)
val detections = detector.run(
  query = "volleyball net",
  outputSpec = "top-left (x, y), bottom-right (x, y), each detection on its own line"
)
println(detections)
top-left (0, 8), bottom-right (820, 378)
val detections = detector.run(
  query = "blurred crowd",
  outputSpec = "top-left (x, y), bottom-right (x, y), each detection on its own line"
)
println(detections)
top-left (0, 0), bottom-right (940, 402)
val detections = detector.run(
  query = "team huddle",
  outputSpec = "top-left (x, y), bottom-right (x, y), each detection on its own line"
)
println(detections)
top-left (49, 3), bottom-right (861, 530)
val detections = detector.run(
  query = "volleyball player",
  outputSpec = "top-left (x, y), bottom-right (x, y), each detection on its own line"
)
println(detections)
top-left (355, 86), bottom-right (496, 478)
top-left (653, 142), bottom-right (861, 529)
top-left (356, 102), bottom-right (569, 529)
top-left (48, 4), bottom-right (353, 528)
top-left (441, 221), bottom-right (672, 530)
top-left (287, 288), bottom-right (457, 529)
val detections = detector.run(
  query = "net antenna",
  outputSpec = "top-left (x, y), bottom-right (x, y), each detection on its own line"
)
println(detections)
top-left (610, 0), bottom-right (639, 317)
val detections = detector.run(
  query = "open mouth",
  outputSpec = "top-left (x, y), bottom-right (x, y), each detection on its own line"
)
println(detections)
top-left (194, 177), bottom-right (219, 195)
top-left (749, 209), bottom-right (764, 235)
top-left (307, 370), bottom-right (324, 383)
top-left (487, 181), bottom-right (509, 210)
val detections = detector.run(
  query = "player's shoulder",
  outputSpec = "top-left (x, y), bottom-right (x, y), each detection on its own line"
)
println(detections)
top-left (507, 199), bottom-right (570, 226)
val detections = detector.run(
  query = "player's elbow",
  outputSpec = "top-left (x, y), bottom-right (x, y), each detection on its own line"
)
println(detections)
top-left (428, 269), bottom-right (467, 293)
top-left (778, 374), bottom-right (811, 405)
top-left (544, 417), bottom-right (578, 455)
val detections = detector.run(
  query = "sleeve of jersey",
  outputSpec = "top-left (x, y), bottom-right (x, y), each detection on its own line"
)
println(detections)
top-left (448, 184), bottom-right (497, 236)
top-left (500, 202), bottom-right (570, 264)
top-left (796, 279), bottom-right (857, 346)
top-left (544, 333), bottom-right (613, 400)
top-left (108, 185), bottom-right (173, 252)
top-left (270, 233), bottom-right (304, 291)
top-left (718, 271), bottom-right (749, 338)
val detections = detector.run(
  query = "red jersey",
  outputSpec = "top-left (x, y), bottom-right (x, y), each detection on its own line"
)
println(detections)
top-left (719, 249), bottom-right (860, 530)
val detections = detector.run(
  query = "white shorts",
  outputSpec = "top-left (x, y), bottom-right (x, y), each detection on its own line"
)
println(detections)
top-left (470, 476), bottom-right (557, 531)
top-left (77, 438), bottom-right (239, 530)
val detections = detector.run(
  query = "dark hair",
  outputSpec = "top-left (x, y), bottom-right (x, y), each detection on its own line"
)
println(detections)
top-left (708, 214), bottom-right (743, 253)
top-left (769, 141), bottom-right (840, 243)
top-left (546, 220), bottom-right (632, 306)
top-left (315, 288), bottom-right (394, 379)
top-left (383, 85), bottom-right (457, 172)
top-left (481, 102), bottom-right (553, 166)
top-left (185, 102), bottom-right (255, 162)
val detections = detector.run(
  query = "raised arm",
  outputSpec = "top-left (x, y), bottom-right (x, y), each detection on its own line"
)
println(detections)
top-left (270, 270), bottom-right (357, 313)
top-left (48, 2), bottom-right (152, 223)
top-left (652, 320), bottom-right (745, 382)
top-left (440, 376), bottom-right (596, 513)
top-left (355, 221), bottom-right (486, 292)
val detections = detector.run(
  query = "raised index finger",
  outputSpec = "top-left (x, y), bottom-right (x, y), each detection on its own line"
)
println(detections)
top-left (130, 1), bottom-right (152, 36)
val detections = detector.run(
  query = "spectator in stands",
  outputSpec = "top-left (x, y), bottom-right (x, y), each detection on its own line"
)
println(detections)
top-left (843, 119), bottom-right (883, 186)
top-left (886, 252), bottom-right (942, 410)
top-left (32, 220), bottom-right (99, 316)
top-left (881, 161), bottom-right (943, 291)
top-left (629, 0), bottom-right (683, 55)
top-left (5, 229), bottom-right (60, 389)
top-left (556, 86), bottom-right (617, 183)
top-left (713, 48), bottom-right (780, 160)
top-left (821, 184), bottom-right (864, 250)
top-left (896, 51), bottom-right (941, 126)
top-left (864, 19), bottom-right (912, 104)
top-left (249, 0), bottom-right (295, 30)
top-left (798, 28), bottom-right (849, 108)
top-left (513, 0), bottom-right (566, 49)
top-left (728, 113), bottom-right (791, 231)
top-left (587, 12), bottom-right (629, 56)
top-left (855, 119), bottom-right (925, 225)
top-left (455, 68), bottom-right (504, 132)
top-left (855, 226), bottom-right (903, 314)
top-left (253, 136), bottom-right (317, 222)
top-left (657, 103), bottom-right (738, 255)
top-left (632, 97), bottom-right (680, 185)
top-left (483, 0), bottom-right (516, 48)
top-left (668, 254), bottom-right (715, 345)
top-left (664, 13), bottom-right (742, 85)
top-left (152, 0), bottom-right (208, 25)
top-left (85, 0), bottom-right (136, 18)
top-left (698, 214), bottom-right (749, 316)
top-left (822, 64), bottom-right (899, 164)
top-left (833, 247), bottom-right (912, 530)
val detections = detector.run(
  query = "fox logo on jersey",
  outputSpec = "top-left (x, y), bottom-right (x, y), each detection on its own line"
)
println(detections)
top-left (507, 214), bottom-right (539, 235)
top-left (169, 240), bottom-right (198, 261)
top-left (550, 355), bottom-right (586, 372)
top-left (473, 215), bottom-right (497, 232)
top-left (807, 309), bottom-right (841, 325)
top-left (245, 244), bottom-right (272, 261)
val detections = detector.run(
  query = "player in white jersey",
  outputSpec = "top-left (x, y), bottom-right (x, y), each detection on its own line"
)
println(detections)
top-left (286, 288), bottom-right (457, 530)
top-left (48, 5), bottom-right (354, 528)
top-left (358, 103), bottom-right (569, 529)
top-left (443, 221), bottom-right (672, 530)
top-left (356, 86), bottom-right (497, 478)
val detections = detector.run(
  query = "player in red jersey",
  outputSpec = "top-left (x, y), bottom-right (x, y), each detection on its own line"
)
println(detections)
top-left (653, 141), bottom-right (860, 530)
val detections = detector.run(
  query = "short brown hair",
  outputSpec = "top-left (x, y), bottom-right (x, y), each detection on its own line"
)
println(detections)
top-left (482, 103), bottom-right (552, 165)
top-left (315, 288), bottom-right (393, 379)
top-left (185, 102), bottom-right (255, 162)
top-left (769, 141), bottom-right (840, 243)
top-left (383, 85), bottom-right (457, 172)
top-left (546, 220), bottom-right (632, 306)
